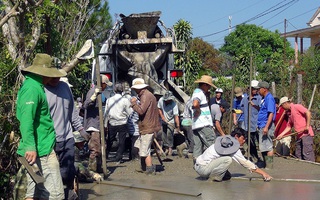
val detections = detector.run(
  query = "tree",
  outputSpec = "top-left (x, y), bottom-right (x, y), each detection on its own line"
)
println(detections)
top-left (220, 24), bottom-right (294, 85)
top-left (189, 37), bottom-right (222, 72)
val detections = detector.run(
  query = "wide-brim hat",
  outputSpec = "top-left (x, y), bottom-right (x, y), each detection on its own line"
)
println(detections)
top-left (22, 53), bottom-right (67, 77)
top-left (214, 135), bottom-right (240, 156)
top-left (194, 75), bottom-right (215, 87)
top-left (279, 96), bottom-right (290, 106)
top-left (131, 78), bottom-right (148, 89)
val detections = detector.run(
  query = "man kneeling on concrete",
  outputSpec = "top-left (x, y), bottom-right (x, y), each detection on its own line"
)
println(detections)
top-left (194, 130), bottom-right (272, 182)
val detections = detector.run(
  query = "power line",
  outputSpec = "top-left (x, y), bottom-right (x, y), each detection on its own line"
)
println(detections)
top-left (198, 0), bottom-right (298, 38)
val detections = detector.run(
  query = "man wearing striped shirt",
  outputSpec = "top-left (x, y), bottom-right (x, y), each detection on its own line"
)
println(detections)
top-left (192, 75), bottom-right (216, 159)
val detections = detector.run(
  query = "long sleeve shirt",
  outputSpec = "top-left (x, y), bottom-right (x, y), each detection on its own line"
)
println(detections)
top-left (196, 143), bottom-right (257, 172)
top-left (16, 73), bottom-right (56, 157)
top-left (45, 81), bottom-right (84, 142)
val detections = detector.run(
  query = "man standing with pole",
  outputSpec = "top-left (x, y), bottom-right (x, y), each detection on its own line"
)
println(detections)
top-left (83, 59), bottom-right (112, 176)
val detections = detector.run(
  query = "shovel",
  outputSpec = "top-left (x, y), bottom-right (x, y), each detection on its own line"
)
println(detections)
top-left (153, 139), bottom-right (173, 162)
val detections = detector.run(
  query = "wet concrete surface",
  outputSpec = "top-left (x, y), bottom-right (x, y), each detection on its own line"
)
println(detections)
top-left (79, 156), bottom-right (320, 200)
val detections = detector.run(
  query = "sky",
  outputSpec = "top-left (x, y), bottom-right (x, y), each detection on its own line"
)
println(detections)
top-left (108, 0), bottom-right (320, 49)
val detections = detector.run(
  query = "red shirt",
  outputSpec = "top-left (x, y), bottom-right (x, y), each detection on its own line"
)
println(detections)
top-left (287, 103), bottom-right (314, 139)
top-left (274, 107), bottom-right (290, 137)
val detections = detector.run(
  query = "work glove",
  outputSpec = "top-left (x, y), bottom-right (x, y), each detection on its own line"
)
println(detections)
top-left (79, 128), bottom-right (91, 141)
top-left (90, 87), bottom-right (102, 101)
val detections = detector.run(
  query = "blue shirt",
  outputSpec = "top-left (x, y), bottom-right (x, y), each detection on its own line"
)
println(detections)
top-left (240, 94), bottom-right (262, 132)
top-left (257, 92), bottom-right (276, 129)
top-left (233, 94), bottom-right (247, 122)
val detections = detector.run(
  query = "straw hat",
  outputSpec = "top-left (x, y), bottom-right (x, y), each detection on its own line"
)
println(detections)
top-left (131, 78), bottom-right (148, 89)
top-left (22, 53), bottom-right (67, 77)
top-left (194, 75), bottom-right (215, 87)
top-left (214, 135), bottom-right (240, 156)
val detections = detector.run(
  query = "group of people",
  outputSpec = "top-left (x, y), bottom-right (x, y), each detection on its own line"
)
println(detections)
top-left (15, 53), bottom-right (316, 199)
top-left (191, 74), bottom-right (315, 183)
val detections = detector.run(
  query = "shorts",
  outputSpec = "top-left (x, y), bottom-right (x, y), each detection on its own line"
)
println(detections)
top-left (138, 133), bottom-right (154, 157)
top-left (258, 124), bottom-right (275, 152)
top-left (25, 150), bottom-right (64, 199)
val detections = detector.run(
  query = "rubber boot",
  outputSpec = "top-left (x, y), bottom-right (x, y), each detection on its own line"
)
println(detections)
top-left (177, 142), bottom-right (187, 157)
top-left (145, 165), bottom-right (156, 175)
top-left (135, 157), bottom-right (146, 173)
top-left (265, 156), bottom-right (273, 169)
top-left (88, 157), bottom-right (97, 172)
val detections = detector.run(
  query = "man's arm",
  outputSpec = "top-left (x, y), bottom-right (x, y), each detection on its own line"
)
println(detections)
top-left (263, 112), bottom-right (274, 135)
top-left (158, 108), bottom-right (167, 122)
top-left (215, 120), bottom-right (225, 136)
top-left (192, 99), bottom-right (200, 118)
top-left (305, 110), bottom-right (312, 131)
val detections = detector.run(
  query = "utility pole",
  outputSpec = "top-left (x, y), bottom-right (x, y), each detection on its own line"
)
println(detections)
top-left (229, 16), bottom-right (232, 34)
top-left (283, 19), bottom-right (287, 63)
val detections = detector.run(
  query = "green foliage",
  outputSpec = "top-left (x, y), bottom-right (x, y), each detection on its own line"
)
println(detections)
top-left (220, 24), bottom-right (294, 85)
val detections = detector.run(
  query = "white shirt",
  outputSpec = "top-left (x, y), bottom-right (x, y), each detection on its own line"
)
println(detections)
top-left (196, 144), bottom-right (257, 171)
top-left (191, 88), bottom-right (213, 130)
top-left (104, 93), bottom-right (133, 126)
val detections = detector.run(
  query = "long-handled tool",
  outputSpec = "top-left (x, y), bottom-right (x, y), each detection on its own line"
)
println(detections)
top-left (153, 139), bottom-right (173, 162)
top-left (273, 130), bottom-right (304, 141)
top-left (152, 142), bottom-right (163, 166)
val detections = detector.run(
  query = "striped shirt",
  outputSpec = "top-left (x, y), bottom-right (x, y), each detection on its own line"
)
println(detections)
top-left (191, 88), bottom-right (213, 130)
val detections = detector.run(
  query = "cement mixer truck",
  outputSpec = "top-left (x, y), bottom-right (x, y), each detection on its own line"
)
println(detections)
top-left (97, 11), bottom-right (189, 109)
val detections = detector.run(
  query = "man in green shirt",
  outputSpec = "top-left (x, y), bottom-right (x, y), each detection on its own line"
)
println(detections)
top-left (16, 53), bottom-right (66, 200)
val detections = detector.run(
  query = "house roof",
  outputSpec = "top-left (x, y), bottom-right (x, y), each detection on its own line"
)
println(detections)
top-left (307, 7), bottom-right (320, 27)
top-left (280, 25), bottom-right (320, 38)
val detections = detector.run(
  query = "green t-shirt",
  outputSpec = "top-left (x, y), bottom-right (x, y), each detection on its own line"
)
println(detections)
top-left (16, 73), bottom-right (56, 157)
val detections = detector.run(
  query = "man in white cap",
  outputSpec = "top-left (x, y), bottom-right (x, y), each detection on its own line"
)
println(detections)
top-left (240, 80), bottom-right (263, 163)
top-left (130, 78), bottom-right (161, 175)
top-left (192, 75), bottom-right (216, 160)
top-left (16, 53), bottom-right (65, 199)
top-left (83, 74), bottom-right (112, 172)
top-left (194, 129), bottom-right (272, 182)
top-left (276, 97), bottom-right (315, 162)
top-left (210, 88), bottom-right (227, 106)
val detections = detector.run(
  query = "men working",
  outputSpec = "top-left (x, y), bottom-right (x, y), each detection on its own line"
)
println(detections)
top-left (276, 97), bottom-right (315, 161)
top-left (83, 75), bottom-right (112, 172)
top-left (104, 83), bottom-right (132, 163)
top-left (194, 129), bottom-right (272, 182)
top-left (158, 91), bottom-right (180, 156)
top-left (240, 80), bottom-right (262, 162)
top-left (16, 53), bottom-right (64, 199)
top-left (232, 87), bottom-right (245, 128)
top-left (192, 75), bottom-right (215, 159)
top-left (257, 81), bottom-right (276, 169)
top-left (45, 76), bottom-right (89, 199)
top-left (210, 101), bottom-right (230, 137)
top-left (130, 78), bottom-right (161, 175)
top-left (274, 97), bottom-right (291, 156)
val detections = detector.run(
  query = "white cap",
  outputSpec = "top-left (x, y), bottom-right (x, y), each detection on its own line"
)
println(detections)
top-left (279, 97), bottom-right (290, 106)
top-left (215, 88), bottom-right (223, 93)
top-left (251, 80), bottom-right (259, 88)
